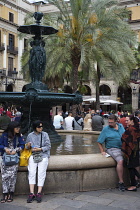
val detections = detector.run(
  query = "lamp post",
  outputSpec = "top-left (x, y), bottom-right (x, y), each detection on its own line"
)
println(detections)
top-left (133, 86), bottom-right (137, 95)
top-left (132, 85), bottom-right (140, 110)
top-left (0, 69), bottom-right (18, 91)
top-left (122, 92), bottom-right (125, 111)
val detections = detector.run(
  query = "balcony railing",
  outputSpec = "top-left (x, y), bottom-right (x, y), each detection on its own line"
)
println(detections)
top-left (0, 69), bottom-right (6, 76)
top-left (130, 68), bottom-right (140, 82)
top-left (0, 43), bottom-right (5, 51)
top-left (8, 71), bottom-right (13, 77)
top-left (7, 45), bottom-right (18, 55)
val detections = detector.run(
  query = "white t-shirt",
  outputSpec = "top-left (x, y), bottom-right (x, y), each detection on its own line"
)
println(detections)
top-left (53, 115), bottom-right (63, 129)
top-left (65, 116), bottom-right (74, 130)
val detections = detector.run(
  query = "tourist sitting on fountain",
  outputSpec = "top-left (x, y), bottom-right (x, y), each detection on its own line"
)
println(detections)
top-left (53, 111), bottom-right (64, 130)
top-left (26, 120), bottom-right (51, 203)
top-left (92, 110), bottom-right (104, 131)
top-left (83, 113), bottom-right (92, 131)
top-left (0, 121), bottom-right (25, 203)
top-left (73, 113), bottom-right (83, 130)
top-left (97, 114), bottom-right (125, 191)
top-left (64, 111), bottom-right (74, 130)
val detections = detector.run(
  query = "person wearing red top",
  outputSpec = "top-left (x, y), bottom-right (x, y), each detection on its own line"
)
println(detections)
top-left (6, 108), bottom-right (13, 118)
top-left (0, 106), bottom-right (4, 116)
top-left (118, 111), bottom-right (121, 117)
top-left (119, 114), bottom-right (127, 128)
top-left (6, 111), bottom-right (13, 118)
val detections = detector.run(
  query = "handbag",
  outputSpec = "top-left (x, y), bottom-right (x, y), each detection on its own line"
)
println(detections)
top-left (3, 137), bottom-right (19, 166)
top-left (3, 152), bottom-right (19, 166)
top-left (32, 151), bottom-right (43, 163)
top-left (32, 133), bottom-right (43, 163)
top-left (19, 144), bottom-right (32, 166)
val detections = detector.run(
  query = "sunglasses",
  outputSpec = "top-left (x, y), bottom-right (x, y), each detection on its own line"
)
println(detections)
top-left (37, 125), bottom-right (43, 128)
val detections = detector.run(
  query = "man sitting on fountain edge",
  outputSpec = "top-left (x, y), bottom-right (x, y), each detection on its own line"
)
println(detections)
top-left (97, 114), bottom-right (125, 191)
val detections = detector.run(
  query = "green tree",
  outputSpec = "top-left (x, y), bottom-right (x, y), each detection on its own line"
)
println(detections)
top-left (21, 0), bottom-right (136, 113)
top-left (46, 0), bottom-right (136, 111)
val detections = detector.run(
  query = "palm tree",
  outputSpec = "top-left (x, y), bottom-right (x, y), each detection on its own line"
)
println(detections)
top-left (46, 0), bottom-right (136, 110)
top-left (21, 0), bottom-right (137, 113)
top-left (89, 0), bottom-right (137, 109)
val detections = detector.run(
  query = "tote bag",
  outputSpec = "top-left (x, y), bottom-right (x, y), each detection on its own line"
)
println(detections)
top-left (20, 145), bottom-right (32, 166)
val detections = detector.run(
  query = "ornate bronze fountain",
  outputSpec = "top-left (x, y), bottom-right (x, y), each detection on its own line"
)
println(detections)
top-left (0, 12), bottom-right (82, 141)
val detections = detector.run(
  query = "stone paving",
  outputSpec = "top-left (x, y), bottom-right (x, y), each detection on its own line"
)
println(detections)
top-left (0, 188), bottom-right (140, 210)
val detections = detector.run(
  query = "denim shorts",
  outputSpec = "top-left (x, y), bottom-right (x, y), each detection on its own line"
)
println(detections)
top-left (106, 148), bottom-right (123, 162)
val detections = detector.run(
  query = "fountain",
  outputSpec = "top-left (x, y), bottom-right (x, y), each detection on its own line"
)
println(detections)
top-left (0, 12), bottom-right (82, 142)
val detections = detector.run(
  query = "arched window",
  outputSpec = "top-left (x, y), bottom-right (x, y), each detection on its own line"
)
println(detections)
top-left (99, 84), bottom-right (111, 95)
top-left (63, 85), bottom-right (73, 93)
top-left (118, 86), bottom-right (132, 105)
top-left (6, 84), bottom-right (13, 92)
top-left (22, 85), bottom-right (26, 92)
top-left (83, 85), bottom-right (91, 95)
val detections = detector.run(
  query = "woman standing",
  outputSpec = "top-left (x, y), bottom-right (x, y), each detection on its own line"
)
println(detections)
top-left (0, 121), bottom-right (25, 203)
top-left (83, 114), bottom-right (92, 131)
top-left (26, 120), bottom-right (51, 203)
top-left (122, 115), bottom-right (140, 191)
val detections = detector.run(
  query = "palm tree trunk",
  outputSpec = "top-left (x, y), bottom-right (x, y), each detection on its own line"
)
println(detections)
top-left (71, 64), bottom-right (79, 116)
top-left (96, 65), bottom-right (101, 110)
top-left (71, 47), bottom-right (81, 116)
top-left (96, 80), bottom-right (100, 110)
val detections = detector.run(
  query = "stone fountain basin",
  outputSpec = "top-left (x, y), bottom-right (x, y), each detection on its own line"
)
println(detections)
top-left (0, 131), bottom-right (129, 194)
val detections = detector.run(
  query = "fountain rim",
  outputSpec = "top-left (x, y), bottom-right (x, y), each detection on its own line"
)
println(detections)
top-left (56, 130), bottom-right (100, 135)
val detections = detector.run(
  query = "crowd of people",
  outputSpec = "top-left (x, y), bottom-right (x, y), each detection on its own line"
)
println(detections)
top-left (53, 109), bottom-right (105, 131)
top-left (0, 105), bottom-right (22, 131)
top-left (0, 106), bottom-right (139, 204)
top-left (53, 109), bottom-right (140, 192)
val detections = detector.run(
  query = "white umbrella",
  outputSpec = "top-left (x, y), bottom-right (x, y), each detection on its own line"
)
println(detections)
top-left (100, 100), bottom-right (123, 104)
top-left (83, 98), bottom-right (123, 104)
top-left (83, 97), bottom-right (96, 102)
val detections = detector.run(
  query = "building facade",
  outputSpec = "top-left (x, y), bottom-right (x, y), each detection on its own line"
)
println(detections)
top-left (0, 0), bottom-right (35, 92)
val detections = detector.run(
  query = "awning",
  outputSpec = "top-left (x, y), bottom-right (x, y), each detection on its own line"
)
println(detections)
top-left (83, 97), bottom-right (96, 102)
top-left (83, 98), bottom-right (123, 104)
top-left (101, 100), bottom-right (123, 104)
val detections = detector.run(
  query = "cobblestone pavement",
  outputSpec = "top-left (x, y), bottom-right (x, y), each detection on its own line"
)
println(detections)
top-left (0, 188), bottom-right (140, 210)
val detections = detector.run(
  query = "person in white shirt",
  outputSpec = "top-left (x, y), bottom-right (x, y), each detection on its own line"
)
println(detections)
top-left (53, 111), bottom-right (64, 129)
top-left (64, 112), bottom-right (74, 130)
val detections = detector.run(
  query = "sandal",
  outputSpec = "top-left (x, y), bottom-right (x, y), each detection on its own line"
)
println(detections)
top-left (7, 192), bottom-right (13, 202)
top-left (1, 193), bottom-right (8, 203)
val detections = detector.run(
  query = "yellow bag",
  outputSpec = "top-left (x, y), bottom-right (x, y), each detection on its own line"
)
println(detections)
top-left (19, 145), bottom-right (32, 166)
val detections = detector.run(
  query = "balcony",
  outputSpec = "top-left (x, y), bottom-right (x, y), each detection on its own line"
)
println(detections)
top-left (7, 45), bottom-right (18, 55)
top-left (130, 68), bottom-right (140, 83)
top-left (8, 71), bottom-right (13, 77)
top-left (0, 43), bottom-right (5, 51)
top-left (0, 69), bottom-right (6, 76)
top-left (8, 69), bottom-right (18, 78)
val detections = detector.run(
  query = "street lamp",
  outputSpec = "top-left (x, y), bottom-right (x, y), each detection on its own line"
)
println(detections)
top-left (122, 92), bottom-right (125, 111)
top-left (0, 69), bottom-right (18, 91)
top-left (133, 86), bottom-right (137, 95)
